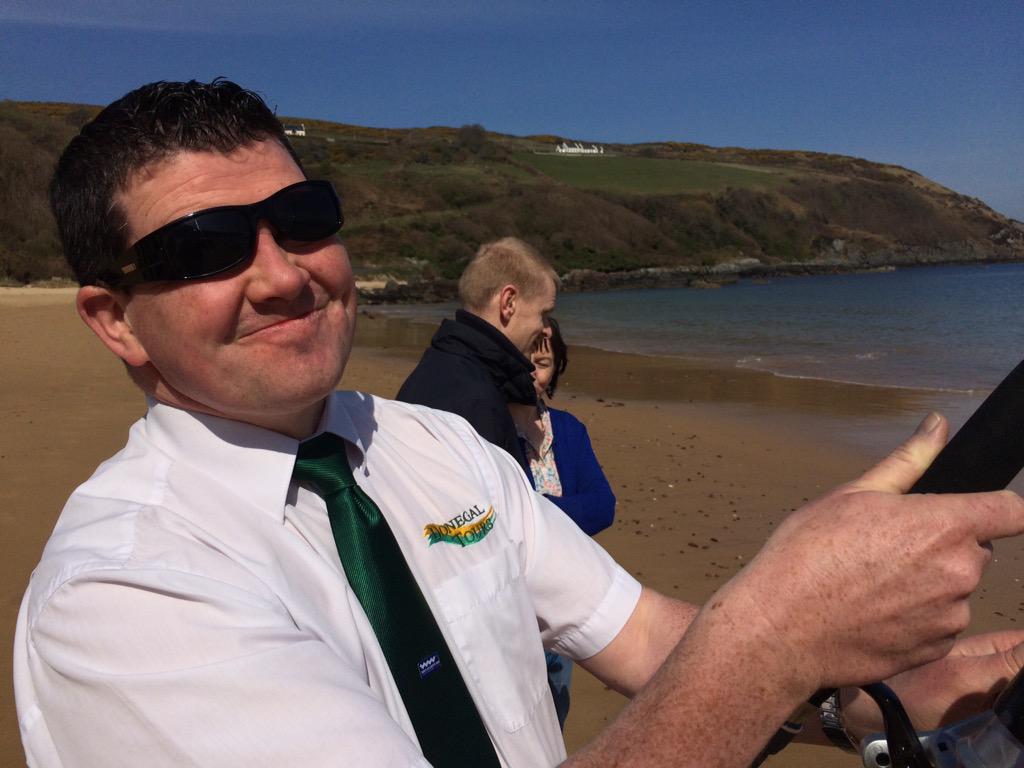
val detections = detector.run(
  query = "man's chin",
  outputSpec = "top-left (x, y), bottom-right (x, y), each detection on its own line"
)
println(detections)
top-left (148, 372), bottom-right (342, 433)
top-left (216, 391), bottom-right (333, 437)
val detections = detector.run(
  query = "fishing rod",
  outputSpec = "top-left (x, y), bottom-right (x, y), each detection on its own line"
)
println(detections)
top-left (857, 672), bottom-right (1024, 768)
top-left (752, 357), bottom-right (1024, 767)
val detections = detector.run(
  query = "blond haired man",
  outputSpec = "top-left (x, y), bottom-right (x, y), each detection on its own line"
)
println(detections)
top-left (397, 237), bottom-right (558, 467)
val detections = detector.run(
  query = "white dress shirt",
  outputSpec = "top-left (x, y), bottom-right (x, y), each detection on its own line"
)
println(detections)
top-left (15, 392), bottom-right (641, 767)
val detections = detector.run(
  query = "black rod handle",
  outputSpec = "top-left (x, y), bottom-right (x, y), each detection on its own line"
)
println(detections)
top-left (911, 358), bottom-right (1024, 494)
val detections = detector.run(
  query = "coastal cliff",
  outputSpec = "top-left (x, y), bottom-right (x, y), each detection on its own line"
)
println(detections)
top-left (2, 100), bottom-right (1021, 288)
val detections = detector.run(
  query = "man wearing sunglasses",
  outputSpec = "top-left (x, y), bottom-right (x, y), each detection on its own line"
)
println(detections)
top-left (15, 79), bottom-right (1024, 768)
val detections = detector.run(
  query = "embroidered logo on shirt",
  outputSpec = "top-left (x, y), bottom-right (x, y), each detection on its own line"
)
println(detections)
top-left (418, 653), bottom-right (442, 678)
top-left (423, 505), bottom-right (496, 547)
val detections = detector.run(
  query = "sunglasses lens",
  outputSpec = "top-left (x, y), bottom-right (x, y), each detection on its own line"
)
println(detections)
top-left (128, 215), bottom-right (243, 283)
top-left (270, 183), bottom-right (342, 241)
top-left (167, 210), bottom-right (254, 279)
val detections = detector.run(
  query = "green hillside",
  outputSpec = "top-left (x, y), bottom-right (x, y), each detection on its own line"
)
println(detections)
top-left (1, 100), bottom-right (1021, 287)
top-left (515, 154), bottom-right (787, 195)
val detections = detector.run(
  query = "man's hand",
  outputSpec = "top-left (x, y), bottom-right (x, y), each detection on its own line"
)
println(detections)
top-left (568, 414), bottom-right (1024, 767)
top-left (841, 633), bottom-right (1024, 741)
top-left (715, 412), bottom-right (1024, 693)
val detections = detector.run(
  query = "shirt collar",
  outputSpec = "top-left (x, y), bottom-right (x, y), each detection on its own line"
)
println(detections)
top-left (143, 394), bottom-right (368, 523)
top-left (144, 399), bottom-right (297, 521)
top-left (315, 391), bottom-right (365, 454)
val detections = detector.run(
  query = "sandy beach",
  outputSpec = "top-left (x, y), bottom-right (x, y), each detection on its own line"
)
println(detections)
top-left (4, 287), bottom-right (1024, 767)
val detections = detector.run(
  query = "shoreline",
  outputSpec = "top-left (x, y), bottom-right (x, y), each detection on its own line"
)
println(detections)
top-left (356, 252), bottom-right (1024, 305)
top-left (2, 290), bottom-right (1022, 768)
top-left (355, 307), bottom-right (988, 458)
top-left (13, 250), bottom-right (1023, 306)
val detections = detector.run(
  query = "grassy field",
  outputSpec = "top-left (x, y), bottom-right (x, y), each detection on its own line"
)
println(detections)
top-left (516, 153), bottom-right (788, 194)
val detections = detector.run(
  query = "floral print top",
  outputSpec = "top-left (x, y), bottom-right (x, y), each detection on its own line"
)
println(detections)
top-left (517, 402), bottom-right (563, 497)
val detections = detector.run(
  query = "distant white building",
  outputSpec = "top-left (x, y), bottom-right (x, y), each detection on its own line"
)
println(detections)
top-left (555, 141), bottom-right (604, 155)
top-left (283, 123), bottom-right (307, 137)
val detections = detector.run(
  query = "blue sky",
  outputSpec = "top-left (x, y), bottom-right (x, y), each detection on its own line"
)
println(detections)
top-left (2, 1), bottom-right (1021, 219)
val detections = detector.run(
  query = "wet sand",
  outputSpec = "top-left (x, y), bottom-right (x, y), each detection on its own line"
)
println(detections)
top-left (4, 289), bottom-right (1024, 767)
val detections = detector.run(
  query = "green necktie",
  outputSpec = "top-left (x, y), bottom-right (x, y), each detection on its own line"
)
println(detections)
top-left (293, 432), bottom-right (501, 767)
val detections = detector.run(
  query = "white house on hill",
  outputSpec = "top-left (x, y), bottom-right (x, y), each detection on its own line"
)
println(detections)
top-left (555, 141), bottom-right (604, 155)
top-left (283, 123), bottom-right (307, 137)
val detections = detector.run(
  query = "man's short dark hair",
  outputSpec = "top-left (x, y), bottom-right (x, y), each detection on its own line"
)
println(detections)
top-left (50, 78), bottom-right (301, 286)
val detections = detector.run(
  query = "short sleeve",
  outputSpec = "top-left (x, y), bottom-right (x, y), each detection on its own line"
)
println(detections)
top-left (521, 490), bottom-right (641, 660)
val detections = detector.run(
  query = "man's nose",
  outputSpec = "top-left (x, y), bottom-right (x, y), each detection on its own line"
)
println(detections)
top-left (244, 222), bottom-right (309, 302)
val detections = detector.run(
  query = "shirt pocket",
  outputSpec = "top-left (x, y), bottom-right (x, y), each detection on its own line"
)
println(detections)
top-left (433, 545), bottom-right (549, 733)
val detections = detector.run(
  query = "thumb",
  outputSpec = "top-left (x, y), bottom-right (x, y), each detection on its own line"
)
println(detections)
top-left (969, 641), bottom-right (1024, 710)
top-left (957, 635), bottom-right (1024, 678)
top-left (1006, 642), bottom-right (1024, 680)
top-left (950, 630), bottom-right (1024, 659)
top-left (849, 412), bottom-right (949, 494)
top-left (939, 643), bottom-right (1024, 723)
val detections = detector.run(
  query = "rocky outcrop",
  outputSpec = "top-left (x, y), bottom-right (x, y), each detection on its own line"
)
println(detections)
top-left (358, 278), bottom-right (459, 305)
top-left (359, 239), bottom-right (1024, 304)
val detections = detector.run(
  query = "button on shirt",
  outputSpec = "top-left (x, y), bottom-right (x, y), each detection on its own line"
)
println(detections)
top-left (14, 392), bottom-right (641, 768)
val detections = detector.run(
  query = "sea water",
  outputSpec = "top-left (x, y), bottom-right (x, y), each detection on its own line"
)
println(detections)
top-left (378, 263), bottom-right (1024, 393)
top-left (556, 263), bottom-right (1024, 393)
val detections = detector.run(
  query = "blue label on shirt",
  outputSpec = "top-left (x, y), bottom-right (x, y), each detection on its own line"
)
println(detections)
top-left (418, 653), bottom-right (442, 679)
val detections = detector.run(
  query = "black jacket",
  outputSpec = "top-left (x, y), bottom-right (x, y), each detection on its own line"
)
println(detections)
top-left (396, 310), bottom-right (536, 469)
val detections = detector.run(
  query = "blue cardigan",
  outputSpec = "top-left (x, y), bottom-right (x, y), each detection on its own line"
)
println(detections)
top-left (530, 407), bottom-right (616, 536)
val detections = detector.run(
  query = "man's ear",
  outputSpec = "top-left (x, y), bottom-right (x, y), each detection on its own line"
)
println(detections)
top-left (76, 285), bottom-right (150, 367)
top-left (497, 284), bottom-right (518, 326)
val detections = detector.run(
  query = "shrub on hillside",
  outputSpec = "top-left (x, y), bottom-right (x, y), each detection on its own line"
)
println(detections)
top-left (714, 188), bottom-right (816, 261)
top-left (0, 107), bottom-right (77, 281)
top-left (786, 178), bottom-right (979, 244)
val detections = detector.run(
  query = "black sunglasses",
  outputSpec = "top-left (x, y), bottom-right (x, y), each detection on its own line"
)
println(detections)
top-left (106, 180), bottom-right (343, 287)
